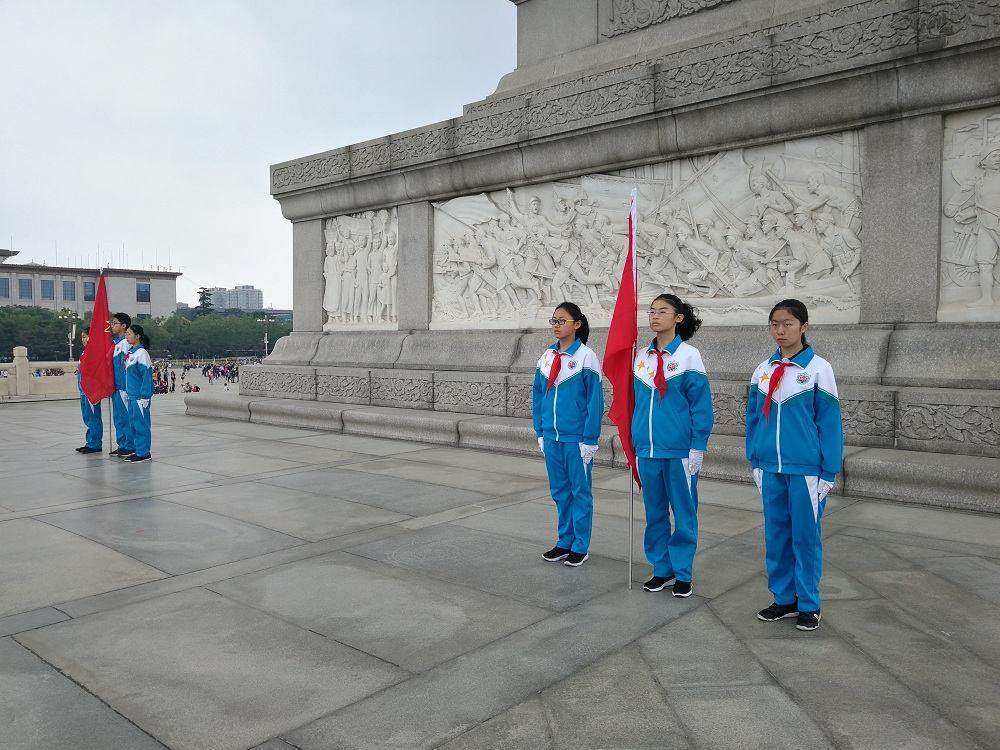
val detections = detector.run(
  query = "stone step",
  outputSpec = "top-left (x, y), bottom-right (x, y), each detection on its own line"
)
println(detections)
top-left (186, 393), bottom-right (1000, 515)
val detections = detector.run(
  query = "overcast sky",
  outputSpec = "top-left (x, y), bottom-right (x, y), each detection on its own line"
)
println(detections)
top-left (0, 0), bottom-right (517, 308)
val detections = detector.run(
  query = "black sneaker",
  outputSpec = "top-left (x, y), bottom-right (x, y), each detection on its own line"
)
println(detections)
top-left (757, 601), bottom-right (799, 622)
top-left (541, 546), bottom-right (571, 562)
top-left (564, 552), bottom-right (589, 567)
top-left (116, 450), bottom-right (136, 458)
top-left (124, 454), bottom-right (152, 463)
top-left (643, 576), bottom-right (675, 592)
top-left (108, 448), bottom-right (123, 456)
top-left (796, 611), bottom-right (821, 631)
top-left (78, 446), bottom-right (102, 454)
top-left (672, 580), bottom-right (693, 597)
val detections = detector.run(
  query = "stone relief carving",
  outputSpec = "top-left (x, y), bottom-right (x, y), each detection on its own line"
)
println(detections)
top-left (434, 381), bottom-right (506, 411)
top-left (941, 107), bottom-right (1000, 321)
top-left (323, 209), bottom-right (398, 329)
top-left (840, 399), bottom-right (894, 440)
top-left (897, 404), bottom-right (1000, 448)
top-left (371, 376), bottom-right (432, 406)
top-left (317, 374), bottom-right (370, 400)
top-left (603, 0), bottom-right (739, 38)
top-left (242, 371), bottom-right (314, 395)
top-left (432, 133), bottom-right (862, 327)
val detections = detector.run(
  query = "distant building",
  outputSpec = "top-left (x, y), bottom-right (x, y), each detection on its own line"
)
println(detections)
top-left (0, 254), bottom-right (181, 320)
top-left (207, 284), bottom-right (264, 311)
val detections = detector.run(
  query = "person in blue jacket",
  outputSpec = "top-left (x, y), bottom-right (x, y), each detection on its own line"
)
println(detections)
top-left (747, 299), bottom-right (843, 631)
top-left (75, 330), bottom-right (103, 454)
top-left (109, 312), bottom-right (135, 457)
top-left (632, 294), bottom-right (713, 597)
top-left (533, 302), bottom-right (605, 567)
top-left (123, 324), bottom-right (154, 463)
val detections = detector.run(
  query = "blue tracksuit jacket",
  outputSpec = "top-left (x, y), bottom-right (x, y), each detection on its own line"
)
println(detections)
top-left (113, 336), bottom-right (129, 390)
top-left (124, 346), bottom-right (154, 401)
top-left (532, 339), bottom-right (604, 444)
top-left (745, 346), bottom-right (843, 481)
top-left (631, 335), bottom-right (713, 458)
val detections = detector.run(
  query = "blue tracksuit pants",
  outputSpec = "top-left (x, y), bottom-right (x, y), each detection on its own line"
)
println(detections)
top-left (129, 399), bottom-right (152, 458)
top-left (79, 393), bottom-right (103, 449)
top-left (761, 472), bottom-right (825, 613)
top-left (543, 438), bottom-right (593, 554)
top-left (638, 457), bottom-right (698, 582)
top-left (113, 390), bottom-right (134, 451)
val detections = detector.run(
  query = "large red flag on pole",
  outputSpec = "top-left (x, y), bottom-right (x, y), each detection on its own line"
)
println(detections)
top-left (603, 188), bottom-right (641, 489)
top-left (80, 273), bottom-right (116, 404)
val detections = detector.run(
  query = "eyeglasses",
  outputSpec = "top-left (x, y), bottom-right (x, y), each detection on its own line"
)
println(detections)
top-left (648, 309), bottom-right (678, 317)
top-left (548, 318), bottom-right (577, 326)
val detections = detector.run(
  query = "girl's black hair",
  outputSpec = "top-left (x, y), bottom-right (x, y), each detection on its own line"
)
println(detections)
top-left (769, 298), bottom-right (809, 346)
top-left (554, 301), bottom-right (589, 344)
top-left (128, 324), bottom-right (151, 351)
top-left (652, 293), bottom-right (703, 341)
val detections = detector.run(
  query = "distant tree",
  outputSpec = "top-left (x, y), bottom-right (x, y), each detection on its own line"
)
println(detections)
top-left (195, 287), bottom-right (214, 316)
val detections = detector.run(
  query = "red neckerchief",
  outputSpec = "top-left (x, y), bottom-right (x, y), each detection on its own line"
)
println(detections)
top-left (653, 350), bottom-right (667, 400)
top-left (547, 351), bottom-right (562, 391)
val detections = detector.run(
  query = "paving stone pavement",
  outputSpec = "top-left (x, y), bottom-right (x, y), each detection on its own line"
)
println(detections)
top-left (2, 387), bottom-right (1000, 750)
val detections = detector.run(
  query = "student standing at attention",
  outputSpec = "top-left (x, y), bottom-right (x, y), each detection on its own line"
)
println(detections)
top-left (632, 294), bottom-right (713, 597)
top-left (747, 299), bottom-right (843, 631)
top-left (123, 324), bottom-right (154, 463)
top-left (109, 312), bottom-right (134, 458)
top-left (75, 331), bottom-right (103, 454)
top-left (533, 302), bottom-right (605, 567)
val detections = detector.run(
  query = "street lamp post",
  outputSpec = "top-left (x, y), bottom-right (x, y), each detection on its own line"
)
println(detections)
top-left (57, 311), bottom-right (79, 361)
top-left (256, 315), bottom-right (273, 358)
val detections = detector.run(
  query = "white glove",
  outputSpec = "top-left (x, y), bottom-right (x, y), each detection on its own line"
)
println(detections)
top-left (687, 449), bottom-right (704, 474)
top-left (537, 437), bottom-right (545, 454)
top-left (580, 444), bottom-right (598, 465)
top-left (137, 398), bottom-right (150, 410)
top-left (753, 468), bottom-right (763, 494)
top-left (818, 479), bottom-right (834, 500)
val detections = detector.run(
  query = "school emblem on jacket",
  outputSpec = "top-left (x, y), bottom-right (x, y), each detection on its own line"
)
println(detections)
top-left (667, 360), bottom-right (678, 372)
top-left (568, 359), bottom-right (578, 370)
top-left (797, 372), bottom-right (810, 384)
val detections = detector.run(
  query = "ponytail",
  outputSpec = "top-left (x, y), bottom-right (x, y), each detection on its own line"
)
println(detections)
top-left (652, 293), bottom-right (703, 341)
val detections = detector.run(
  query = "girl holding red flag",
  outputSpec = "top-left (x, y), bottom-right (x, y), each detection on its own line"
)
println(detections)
top-left (631, 293), bottom-right (713, 598)
top-left (533, 301), bottom-right (604, 568)
top-left (746, 299), bottom-right (843, 631)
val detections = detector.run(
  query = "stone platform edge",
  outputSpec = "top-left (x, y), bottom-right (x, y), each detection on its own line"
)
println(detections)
top-left (185, 393), bottom-right (1000, 516)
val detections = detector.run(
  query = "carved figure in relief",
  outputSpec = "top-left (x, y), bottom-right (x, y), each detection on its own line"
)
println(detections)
top-left (749, 175), bottom-right (793, 221)
top-left (322, 232), bottom-right (343, 322)
top-left (791, 171), bottom-right (863, 235)
top-left (815, 213), bottom-right (861, 294)
top-left (944, 145), bottom-right (1000, 307)
top-left (383, 231), bottom-right (398, 321)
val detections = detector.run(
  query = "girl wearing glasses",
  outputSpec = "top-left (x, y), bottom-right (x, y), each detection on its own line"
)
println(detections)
top-left (747, 299), bottom-right (842, 631)
top-left (633, 294), bottom-right (713, 597)
top-left (533, 301), bottom-right (605, 567)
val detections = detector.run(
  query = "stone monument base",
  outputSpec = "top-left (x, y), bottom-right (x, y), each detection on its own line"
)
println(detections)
top-left (187, 321), bottom-right (1000, 515)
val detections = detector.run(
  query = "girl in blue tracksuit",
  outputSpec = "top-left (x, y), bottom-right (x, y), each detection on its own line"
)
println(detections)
top-left (110, 312), bottom-right (134, 456)
top-left (123, 324), bottom-right (154, 463)
top-left (75, 331), bottom-right (104, 454)
top-left (746, 299), bottom-right (843, 631)
top-left (533, 301), bottom-right (605, 568)
top-left (632, 294), bottom-right (713, 598)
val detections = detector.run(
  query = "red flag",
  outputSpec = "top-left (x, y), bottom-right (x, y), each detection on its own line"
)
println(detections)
top-left (602, 188), bottom-right (641, 489)
top-left (80, 273), bottom-right (116, 403)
